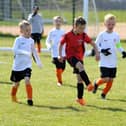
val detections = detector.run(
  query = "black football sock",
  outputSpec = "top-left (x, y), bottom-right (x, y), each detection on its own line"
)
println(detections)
top-left (79, 71), bottom-right (90, 86)
top-left (77, 83), bottom-right (84, 99)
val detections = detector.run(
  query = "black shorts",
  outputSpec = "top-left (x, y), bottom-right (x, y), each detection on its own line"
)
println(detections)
top-left (10, 68), bottom-right (32, 82)
top-left (100, 67), bottom-right (117, 78)
top-left (67, 57), bottom-right (83, 74)
top-left (31, 33), bottom-right (42, 43)
top-left (52, 58), bottom-right (66, 70)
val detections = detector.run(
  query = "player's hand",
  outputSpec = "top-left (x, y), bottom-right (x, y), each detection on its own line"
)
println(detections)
top-left (122, 51), bottom-right (126, 58)
top-left (95, 52), bottom-right (100, 61)
top-left (101, 48), bottom-right (111, 56)
top-left (58, 56), bottom-right (64, 63)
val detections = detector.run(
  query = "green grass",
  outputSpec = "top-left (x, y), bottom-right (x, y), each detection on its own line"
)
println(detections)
top-left (0, 37), bottom-right (126, 126)
top-left (1, 10), bottom-right (126, 26)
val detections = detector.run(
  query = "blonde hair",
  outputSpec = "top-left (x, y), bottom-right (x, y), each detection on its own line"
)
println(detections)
top-left (104, 14), bottom-right (116, 22)
top-left (53, 16), bottom-right (63, 22)
top-left (18, 20), bottom-right (30, 29)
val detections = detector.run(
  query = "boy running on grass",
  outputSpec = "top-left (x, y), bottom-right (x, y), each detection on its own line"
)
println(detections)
top-left (46, 16), bottom-right (66, 86)
top-left (93, 14), bottom-right (126, 99)
top-left (58, 16), bottom-right (100, 106)
top-left (10, 20), bottom-right (42, 106)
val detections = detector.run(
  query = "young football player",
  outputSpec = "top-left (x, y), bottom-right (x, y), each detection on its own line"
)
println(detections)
top-left (58, 16), bottom-right (100, 105)
top-left (93, 14), bottom-right (126, 99)
top-left (10, 20), bottom-right (42, 106)
top-left (46, 16), bottom-right (66, 86)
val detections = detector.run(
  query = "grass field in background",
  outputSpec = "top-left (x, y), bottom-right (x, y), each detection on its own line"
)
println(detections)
top-left (1, 10), bottom-right (126, 26)
top-left (0, 37), bottom-right (126, 126)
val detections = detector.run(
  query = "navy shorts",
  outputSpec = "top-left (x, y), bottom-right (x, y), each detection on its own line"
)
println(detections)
top-left (67, 57), bottom-right (83, 74)
top-left (52, 58), bottom-right (66, 70)
top-left (10, 68), bottom-right (32, 82)
top-left (100, 67), bottom-right (117, 78)
top-left (31, 33), bottom-right (41, 43)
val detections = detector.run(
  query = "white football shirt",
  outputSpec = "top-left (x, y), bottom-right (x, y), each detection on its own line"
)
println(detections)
top-left (96, 31), bottom-right (122, 68)
top-left (12, 36), bottom-right (41, 71)
top-left (46, 28), bottom-right (65, 58)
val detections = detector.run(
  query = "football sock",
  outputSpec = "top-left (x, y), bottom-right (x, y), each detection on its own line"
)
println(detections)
top-left (79, 71), bottom-right (90, 86)
top-left (26, 84), bottom-right (33, 100)
top-left (37, 43), bottom-right (41, 53)
top-left (56, 69), bottom-right (63, 83)
top-left (77, 83), bottom-right (84, 99)
top-left (103, 81), bottom-right (113, 95)
top-left (96, 78), bottom-right (105, 86)
top-left (11, 86), bottom-right (18, 96)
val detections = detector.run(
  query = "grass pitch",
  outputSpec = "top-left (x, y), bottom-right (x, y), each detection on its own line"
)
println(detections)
top-left (0, 38), bottom-right (126, 126)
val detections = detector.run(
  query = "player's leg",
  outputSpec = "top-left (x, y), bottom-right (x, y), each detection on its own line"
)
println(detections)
top-left (24, 68), bottom-right (33, 106)
top-left (25, 77), bottom-right (33, 106)
top-left (10, 70), bottom-right (21, 102)
top-left (101, 68), bottom-right (116, 99)
top-left (75, 61), bottom-right (94, 91)
top-left (101, 78), bottom-right (113, 99)
top-left (76, 74), bottom-right (86, 106)
top-left (93, 67), bottom-right (111, 94)
top-left (53, 58), bottom-right (66, 86)
top-left (36, 34), bottom-right (42, 53)
top-left (11, 82), bottom-right (19, 102)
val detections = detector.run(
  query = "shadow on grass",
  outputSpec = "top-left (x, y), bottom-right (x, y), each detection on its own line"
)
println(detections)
top-left (63, 84), bottom-right (76, 88)
top-left (87, 104), bottom-right (126, 112)
top-left (18, 102), bottom-right (85, 112)
top-left (107, 98), bottom-right (126, 103)
top-left (0, 81), bottom-right (12, 85)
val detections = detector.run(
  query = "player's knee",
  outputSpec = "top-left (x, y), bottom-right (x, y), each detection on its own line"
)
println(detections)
top-left (25, 77), bottom-right (30, 85)
top-left (75, 62), bottom-right (84, 72)
top-left (104, 78), bottom-right (111, 82)
top-left (13, 83), bottom-right (19, 88)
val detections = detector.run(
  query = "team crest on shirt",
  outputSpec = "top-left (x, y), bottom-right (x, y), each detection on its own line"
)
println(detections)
top-left (78, 39), bottom-right (83, 45)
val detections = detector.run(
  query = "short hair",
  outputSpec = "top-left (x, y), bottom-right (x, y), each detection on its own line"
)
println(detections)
top-left (74, 16), bottom-right (86, 26)
top-left (33, 5), bottom-right (39, 10)
top-left (104, 14), bottom-right (116, 22)
top-left (18, 20), bottom-right (30, 29)
top-left (53, 16), bottom-right (63, 22)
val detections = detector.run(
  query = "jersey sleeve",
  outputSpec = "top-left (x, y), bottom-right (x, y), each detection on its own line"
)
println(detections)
top-left (84, 33), bottom-right (92, 44)
top-left (46, 31), bottom-right (52, 49)
top-left (31, 41), bottom-right (42, 66)
top-left (95, 33), bottom-right (102, 52)
top-left (27, 14), bottom-right (33, 23)
top-left (115, 34), bottom-right (124, 53)
top-left (60, 34), bottom-right (67, 45)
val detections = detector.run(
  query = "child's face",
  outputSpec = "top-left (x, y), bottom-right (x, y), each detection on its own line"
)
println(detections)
top-left (75, 24), bottom-right (86, 34)
top-left (105, 19), bottom-right (116, 32)
top-left (53, 18), bottom-right (63, 29)
top-left (20, 25), bottom-right (31, 38)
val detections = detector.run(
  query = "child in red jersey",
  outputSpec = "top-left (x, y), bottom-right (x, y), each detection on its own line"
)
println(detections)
top-left (58, 16), bottom-right (100, 106)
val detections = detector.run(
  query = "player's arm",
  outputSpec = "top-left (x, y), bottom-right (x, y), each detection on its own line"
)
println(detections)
top-left (90, 41), bottom-right (100, 61)
top-left (116, 41), bottom-right (126, 58)
top-left (27, 14), bottom-right (33, 23)
top-left (31, 42), bottom-right (43, 68)
top-left (85, 33), bottom-right (100, 61)
top-left (45, 32), bottom-right (52, 50)
top-left (58, 34), bottom-right (66, 62)
top-left (13, 39), bottom-right (31, 56)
